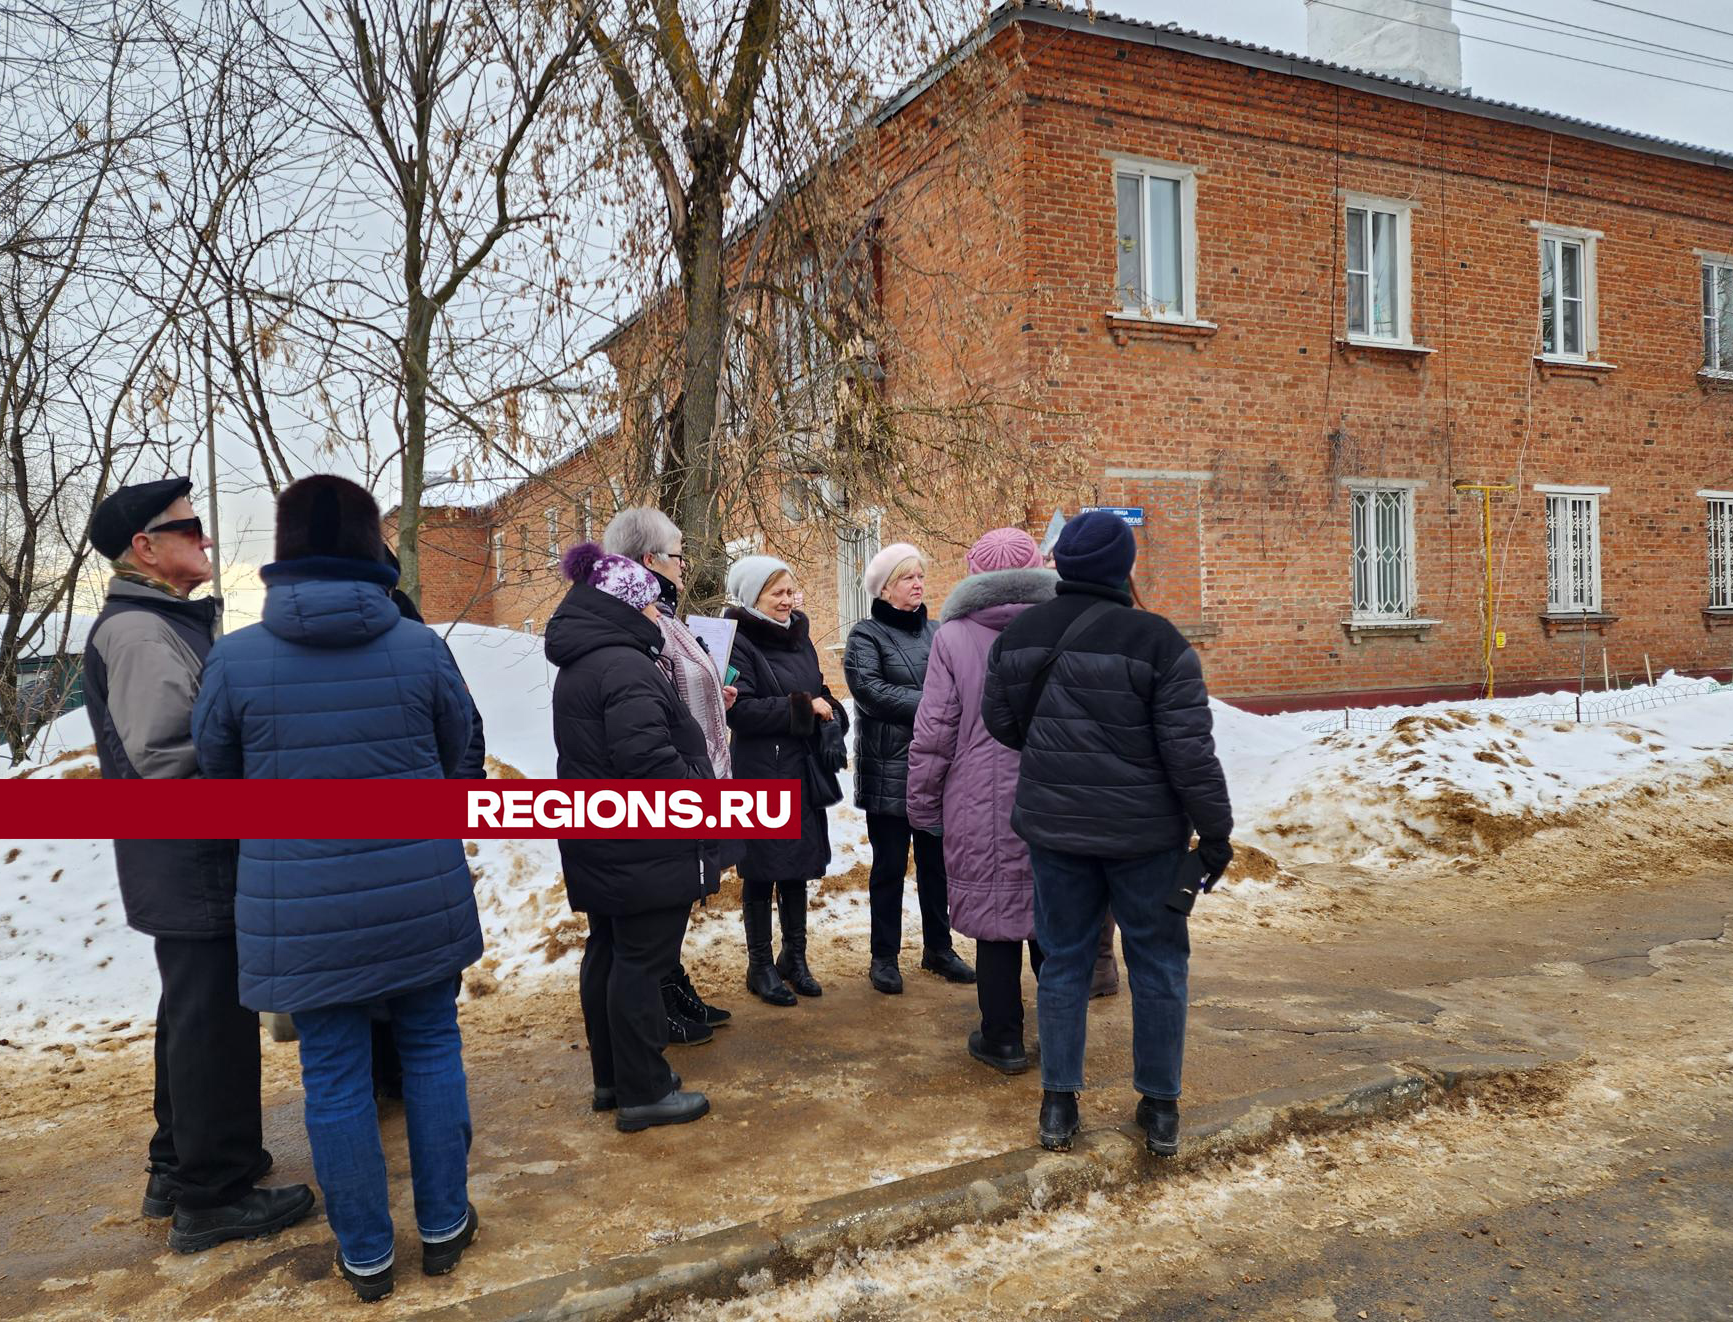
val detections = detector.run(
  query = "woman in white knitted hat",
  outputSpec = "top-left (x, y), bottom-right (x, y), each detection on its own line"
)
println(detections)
top-left (723, 555), bottom-right (848, 1005)
top-left (844, 543), bottom-right (974, 995)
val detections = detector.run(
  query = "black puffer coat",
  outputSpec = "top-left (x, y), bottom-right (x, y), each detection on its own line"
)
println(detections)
top-left (842, 598), bottom-right (936, 817)
top-left (547, 581), bottom-right (717, 915)
top-left (725, 608), bottom-right (848, 884)
top-left (982, 580), bottom-right (1233, 858)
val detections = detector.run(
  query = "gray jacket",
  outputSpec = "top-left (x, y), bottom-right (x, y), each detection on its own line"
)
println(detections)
top-left (83, 578), bottom-right (239, 938)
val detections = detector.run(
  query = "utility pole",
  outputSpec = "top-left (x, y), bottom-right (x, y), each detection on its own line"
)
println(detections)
top-left (203, 328), bottom-right (223, 635)
top-left (1453, 480), bottom-right (1515, 698)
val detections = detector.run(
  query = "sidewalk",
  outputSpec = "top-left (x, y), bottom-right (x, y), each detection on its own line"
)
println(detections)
top-left (3, 863), bottom-right (1728, 1321)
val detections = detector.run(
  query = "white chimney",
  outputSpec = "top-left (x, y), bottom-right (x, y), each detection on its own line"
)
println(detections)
top-left (1306, 0), bottom-right (1464, 90)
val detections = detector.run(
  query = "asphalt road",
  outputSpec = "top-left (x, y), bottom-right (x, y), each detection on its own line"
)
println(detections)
top-left (1131, 1123), bottom-right (1733, 1322)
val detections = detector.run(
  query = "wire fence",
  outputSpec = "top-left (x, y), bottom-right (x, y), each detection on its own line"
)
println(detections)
top-left (1299, 676), bottom-right (1731, 735)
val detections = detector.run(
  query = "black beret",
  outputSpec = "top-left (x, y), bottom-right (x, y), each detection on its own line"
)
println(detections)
top-left (89, 477), bottom-right (194, 560)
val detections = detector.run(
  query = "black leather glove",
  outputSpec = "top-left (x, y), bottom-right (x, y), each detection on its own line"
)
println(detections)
top-left (1197, 837), bottom-right (1234, 889)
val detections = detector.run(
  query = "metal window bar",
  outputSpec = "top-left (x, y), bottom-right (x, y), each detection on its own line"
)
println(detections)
top-left (1350, 488), bottom-right (1411, 618)
top-left (836, 517), bottom-right (880, 630)
top-left (1546, 494), bottom-right (1598, 613)
top-left (1709, 499), bottom-right (1733, 609)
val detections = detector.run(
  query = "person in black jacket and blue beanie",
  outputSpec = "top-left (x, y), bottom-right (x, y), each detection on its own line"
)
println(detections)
top-left (983, 510), bottom-right (1234, 1159)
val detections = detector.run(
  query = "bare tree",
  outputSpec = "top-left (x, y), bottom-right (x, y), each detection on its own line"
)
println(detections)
top-left (232, 0), bottom-right (605, 606)
top-left (573, 1), bottom-right (1072, 607)
top-left (0, 2), bottom-right (203, 761)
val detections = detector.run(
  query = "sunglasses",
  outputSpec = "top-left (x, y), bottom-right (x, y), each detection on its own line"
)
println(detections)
top-left (145, 516), bottom-right (204, 540)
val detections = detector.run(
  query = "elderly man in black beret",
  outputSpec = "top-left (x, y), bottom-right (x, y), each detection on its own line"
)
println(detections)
top-left (82, 477), bottom-right (314, 1253)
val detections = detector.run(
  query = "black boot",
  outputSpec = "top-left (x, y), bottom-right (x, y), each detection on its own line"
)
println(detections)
top-left (663, 964), bottom-right (731, 1025)
top-left (665, 1010), bottom-right (715, 1047)
top-left (340, 1259), bottom-right (395, 1303)
top-left (167, 1184), bottom-right (317, 1254)
top-left (1136, 1096), bottom-right (1180, 1157)
top-left (774, 882), bottom-right (823, 997)
top-left (920, 947), bottom-right (977, 985)
top-left (1038, 1089), bottom-right (1080, 1152)
top-left (968, 1029), bottom-right (1029, 1075)
top-left (143, 1149), bottom-right (274, 1220)
top-left (421, 1203), bottom-right (480, 1276)
top-left (869, 959), bottom-right (904, 995)
top-left (743, 900), bottom-right (797, 1006)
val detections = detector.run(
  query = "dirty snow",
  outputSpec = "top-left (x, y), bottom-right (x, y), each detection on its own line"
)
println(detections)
top-left (4, 624), bottom-right (1732, 1045)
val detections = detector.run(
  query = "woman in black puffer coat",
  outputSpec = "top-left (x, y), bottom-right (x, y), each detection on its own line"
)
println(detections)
top-left (843, 543), bottom-right (974, 996)
top-left (548, 544), bottom-right (715, 1134)
top-left (724, 555), bottom-right (848, 1006)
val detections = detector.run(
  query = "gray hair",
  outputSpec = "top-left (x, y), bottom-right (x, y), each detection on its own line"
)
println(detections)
top-left (603, 506), bottom-right (681, 563)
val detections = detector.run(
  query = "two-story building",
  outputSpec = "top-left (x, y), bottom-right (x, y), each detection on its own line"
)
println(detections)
top-left (406, 1), bottom-right (1733, 708)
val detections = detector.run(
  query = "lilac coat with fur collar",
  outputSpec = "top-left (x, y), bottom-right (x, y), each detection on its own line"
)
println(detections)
top-left (906, 568), bottom-right (1057, 942)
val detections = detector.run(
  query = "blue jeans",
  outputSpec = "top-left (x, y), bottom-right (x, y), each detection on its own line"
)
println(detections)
top-left (1028, 845), bottom-right (1191, 1100)
top-left (293, 980), bottom-right (472, 1272)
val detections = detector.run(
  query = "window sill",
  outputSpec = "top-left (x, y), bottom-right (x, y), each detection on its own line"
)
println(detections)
top-left (1333, 338), bottom-right (1435, 370)
top-left (1540, 611), bottom-right (1618, 636)
top-left (1105, 312), bottom-right (1219, 349)
top-left (1698, 370), bottom-right (1733, 391)
top-left (1340, 617), bottom-right (1440, 643)
top-left (1702, 608), bottom-right (1733, 628)
top-left (1533, 355), bottom-right (1617, 383)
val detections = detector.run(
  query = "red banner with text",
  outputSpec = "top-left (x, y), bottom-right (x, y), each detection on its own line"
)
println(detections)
top-left (0, 779), bottom-right (802, 840)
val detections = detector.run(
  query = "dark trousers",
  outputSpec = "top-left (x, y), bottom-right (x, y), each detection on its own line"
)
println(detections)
top-left (864, 811), bottom-right (953, 961)
top-left (149, 936), bottom-right (264, 1210)
top-left (975, 939), bottom-right (1045, 1051)
top-left (1028, 845), bottom-right (1191, 1099)
top-left (579, 906), bottom-right (690, 1107)
top-left (741, 876), bottom-right (799, 904)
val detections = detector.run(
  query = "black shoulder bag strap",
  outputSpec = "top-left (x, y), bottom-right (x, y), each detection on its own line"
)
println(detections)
top-left (1018, 599), bottom-right (1115, 739)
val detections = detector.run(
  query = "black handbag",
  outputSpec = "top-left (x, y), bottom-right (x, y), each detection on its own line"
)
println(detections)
top-left (805, 717), bottom-right (848, 809)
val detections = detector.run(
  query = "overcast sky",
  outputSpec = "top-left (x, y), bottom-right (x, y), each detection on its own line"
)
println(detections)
top-left (1111, 0), bottom-right (1733, 152)
top-left (198, 0), bottom-right (1733, 624)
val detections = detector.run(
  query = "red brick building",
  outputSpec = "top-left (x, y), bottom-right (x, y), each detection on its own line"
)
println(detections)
top-left (405, 3), bottom-right (1733, 708)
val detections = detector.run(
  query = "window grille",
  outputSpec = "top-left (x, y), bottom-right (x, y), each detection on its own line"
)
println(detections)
top-left (835, 512), bottom-right (882, 631)
top-left (1708, 498), bottom-right (1733, 609)
top-left (1349, 487), bottom-right (1414, 618)
top-left (1545, 493), bottom-right (1601, 612)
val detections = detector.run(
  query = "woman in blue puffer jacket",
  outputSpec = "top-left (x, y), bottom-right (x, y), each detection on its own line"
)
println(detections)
top-left (192, 475), bottom-right (481, 1303)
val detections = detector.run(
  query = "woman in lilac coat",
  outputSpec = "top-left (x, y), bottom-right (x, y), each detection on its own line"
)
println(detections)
top-left (907, 529), bottom-right (1057, 1073)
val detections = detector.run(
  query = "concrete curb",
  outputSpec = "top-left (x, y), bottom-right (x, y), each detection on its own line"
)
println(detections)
top-left (413, 1050), bottom-right (1555, 1322)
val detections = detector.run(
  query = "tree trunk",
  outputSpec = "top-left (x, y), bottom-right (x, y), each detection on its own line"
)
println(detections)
top-left (397, 286), bottom-right (433, 609)
top-left (674, 157), bottom-right (728, 612)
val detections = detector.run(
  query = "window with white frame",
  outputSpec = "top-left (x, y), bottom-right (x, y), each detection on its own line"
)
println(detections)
top-left (835, 511), bottom-right (882, 631)
top-left (1705, 494), bottom-right (1733, 608)
top-left (545, 507), bottom-right (559, 563)
top-left (491, 530), bottom-right (504, 583)
top-left (1703, 260), bottom-right (1733, 375)
top-left (1542, 489), bottom-right (1603, 613)
top-left (1113, 160), bottom-right (1197, 321)
top-left (1348, 485), bottom-right (1416, 619)
top-left (576, 491), bottom-right (593, 542)
top-left (1344, 199), bottom-right (1412, 343)
top-left (1536, 227), bottom-right (1598, 359)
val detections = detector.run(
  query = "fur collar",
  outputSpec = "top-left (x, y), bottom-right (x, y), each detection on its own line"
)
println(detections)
top-left (725, 605), bottom-right (812, 651)
top-left (940, 568), bottom-right (1059, 623)
top-left (870, 596), bottom-right (927, 633)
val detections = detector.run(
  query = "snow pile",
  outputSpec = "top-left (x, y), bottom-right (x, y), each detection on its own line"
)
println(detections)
top-left (1227, 682), bottom-right (1733, 866)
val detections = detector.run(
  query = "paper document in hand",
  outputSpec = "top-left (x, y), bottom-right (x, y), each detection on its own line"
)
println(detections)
top-left (684, 614), bottom-right (737, 678)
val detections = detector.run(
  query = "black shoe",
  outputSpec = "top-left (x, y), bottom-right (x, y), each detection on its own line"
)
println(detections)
top-left (594, 1072), bottom-right (679, 1112)
top-left (743, 900), bottom-right (798, 1006)
top-left (422, 1203), bottom-right (479, 1276)
top-left (921, 947), bottom-right (977, 984)
top-left (1038, 1090), bottom-right (1080, 1152)
top-left (340, 1259), bottom-right (395, 1303)
top-left (664, 966), bottom-right (731, 1026)
top-left (1136, 1096), bottom-right (1180, 1157)
top-left (774, 882), bottom-right (823, 996)
top-left (167, 1184), bottom-right (316, 1254)
top-left (143, 1150), bottom-right (274, 1220)
top-left (968, 1029), bottom-right (1029, 1075)
top-left (868, 959), bottom-right (904, 994)
top-left (667, 1012), bottom-right (715, 1046)
top-left (616, 1089), bottom-right (710, 1133)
